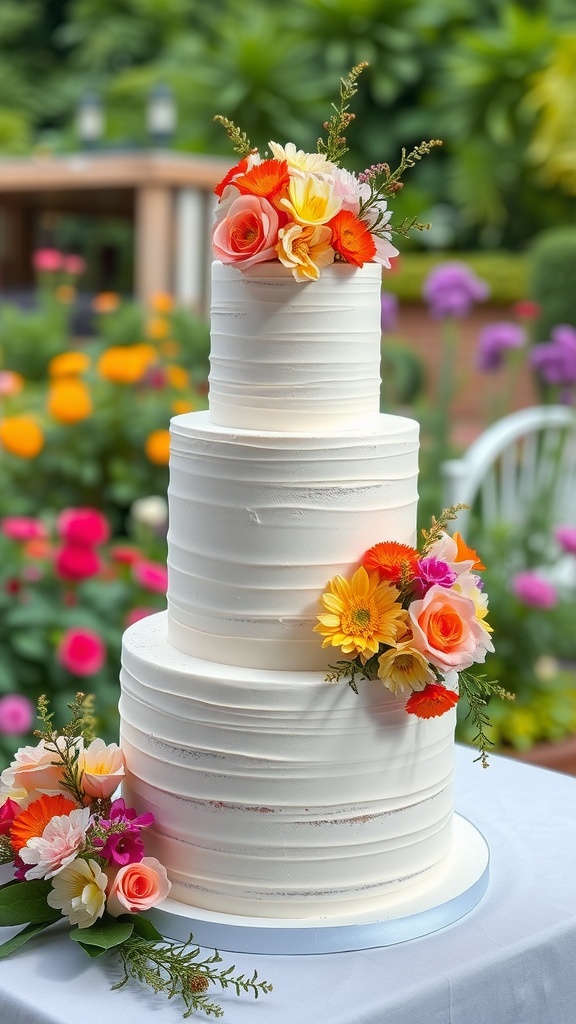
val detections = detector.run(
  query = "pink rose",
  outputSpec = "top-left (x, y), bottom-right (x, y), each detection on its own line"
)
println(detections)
top-left (1, 517), bottom-right (47, 542)
top-left (106, 857), bottom-right (171, 916)
top-left (213, 193), bottom-right (279, 269)
top-left (62, 254), bottom-right (86, 277)
top-left (0, 694), bottom-right (35, 736)
top-left (57, 508), bottom-right (110, 547)
top-left (409, 584), bottom-right (494, 673)
top-left (78, 738), bottom-right (125, 798)
top-left (555, 526), bottom-right (576, 555)
top-left (57, 627), bottom-right (106, 676)
top-left (132, 560), bottom-right (168, 594)
top-left (33, 248), bottom-right (63, 273)
top-left (55, 544), bottom-right (102, 581)
top-left (512, 571), bottom-right (557, 610)
top-left (1, 738), bottom-right (67, 795)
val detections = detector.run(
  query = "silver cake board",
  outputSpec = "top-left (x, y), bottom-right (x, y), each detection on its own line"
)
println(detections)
top-left (149, 813), bottom-right (489, 955)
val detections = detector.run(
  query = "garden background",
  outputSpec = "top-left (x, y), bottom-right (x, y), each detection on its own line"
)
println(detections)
top-left (0, 0), bottom-right (575, 764)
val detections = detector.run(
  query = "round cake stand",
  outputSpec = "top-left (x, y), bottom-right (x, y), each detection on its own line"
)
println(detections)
top-left (149, 814), bottom-right (489, 955)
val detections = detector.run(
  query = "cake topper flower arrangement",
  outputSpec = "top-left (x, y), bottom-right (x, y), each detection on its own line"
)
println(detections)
top-left (213, 63), bottom-right (441, 281)
top-left (314, 507), bottom-right (513, 766)
top-left (0, 694), bottom-right (272, 1018)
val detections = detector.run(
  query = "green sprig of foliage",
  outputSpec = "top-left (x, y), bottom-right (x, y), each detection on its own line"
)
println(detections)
top-left (459, 672), bottom-right (515, 768)
top-left (420, 504), bottom-right (468, 555)
top-left (316, 61), bottom-right (368, 165)
top-left (33, 693), bottom-right (96, 805)
top-left (212, 115), bottom-right (252, 157)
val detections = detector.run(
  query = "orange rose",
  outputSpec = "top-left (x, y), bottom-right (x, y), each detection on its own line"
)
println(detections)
top-left (408, 584), bottom-right (493, 673)
top-left (106, 857), bottom-right (171, 916)
top-left (145, 429), bottom-right (170, 465)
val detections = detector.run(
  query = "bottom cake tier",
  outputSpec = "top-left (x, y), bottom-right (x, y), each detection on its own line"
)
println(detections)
top-left (119, 612), bottom-right (456, 920)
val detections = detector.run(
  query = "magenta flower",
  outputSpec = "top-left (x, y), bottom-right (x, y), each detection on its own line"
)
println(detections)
top-left (57, 627), bottom-right (106, 676)
top-left (423, 261), bottom-right (490, 319)
top-left (512, 571), bottom-right (557, 610)
top-left (108, 798), bottom-right (154, 828)
top-left (62, 254), bottom-right (86, 277)
top-left (555, 525), bottom-right (576, 554)
top-left (125, 606), bottom-right (157, 626)
top-left (55, 544), bottom-right (102, 581)
top-left (94, 829), bottom-right (146, 866)
top-left (0, 695), bottom-right (35, 736)
top-left (476, 321), bottom-right (525, 372)
top-left (32, 248), bottom-right (63, 273)
top-left (0, 797), bottom-right (21, 836)
top-left (133, 559), bottom-right (168, 594)
top-left (415, 557), bottom-right (457, 596)
top-left (57, 508), bottom-right (110, 547)
top-left (1, 516), bottom-right (48, 542)
top-left (530, 325), bottom-right (576, 388)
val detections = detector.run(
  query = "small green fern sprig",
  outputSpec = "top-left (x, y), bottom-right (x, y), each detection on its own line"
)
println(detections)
top-left (213, 115), bottom-right (253, 157)
top-left (326, 656), bottom-right (371, 693)
top-left (114, 933), bottom-right (273, 1019)
top-left (316, 61), bottom-right (368, 165)
top-left (34, 693), bottom-right (96, 805)
top-left (459, 672), bottom-right (515, 768)
top-left (420, 505), bottom-right (468, 555)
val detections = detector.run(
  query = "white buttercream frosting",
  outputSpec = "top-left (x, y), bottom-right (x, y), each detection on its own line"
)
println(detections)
top-left (208, 261), bottom-right (383, 431)
top-left (121, 613), bottom-right (455, 919)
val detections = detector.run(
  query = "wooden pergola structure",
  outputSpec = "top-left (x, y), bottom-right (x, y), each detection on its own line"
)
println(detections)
top-left (0, 150), bottom-right (229, 313)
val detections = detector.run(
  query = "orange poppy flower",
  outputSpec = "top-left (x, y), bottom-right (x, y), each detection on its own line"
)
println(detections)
top-left (233, 159), bottom-right (290, 201)
top-left (91, 292), bottom-right (120, 314)
top-left (328, 210), bottom-right (376, 266)
top-left (453, 532), bottom-right (485, 571)
top-left (362, 541), bottom-right (420, 585)
top-left (150, 292), bottom-right (174, 314)
top-left (11, 793), bottom-right (78, 852)
top-left (0, 416), bottom-right (44, 459)
top-left (214, 156), bottom-right (250, 198)
top-left (145, 428), bottom-right (170, 465)
top-left (47, 379), bottom-right (93, 424)
top-left (405, 682), bottom-right (459, 719)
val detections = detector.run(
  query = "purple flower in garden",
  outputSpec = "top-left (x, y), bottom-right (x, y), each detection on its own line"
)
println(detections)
top-left (512, 571), bottom-right (557, 610)
top-left (555, 525), bottom-right (576, 555)
top-left (476, 321), bottom-right (525, 372)
top-left (380, 291), bottom-right (398, 334)
top-left (423, 261), bottom-right (490, 319)
top-left (414, 557), bottom-right (457, 596)
top-left (530, 324), bottom-right (576, 388)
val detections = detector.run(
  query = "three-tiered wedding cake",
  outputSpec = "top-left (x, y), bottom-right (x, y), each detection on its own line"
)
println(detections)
top-left (119, 260), bottom-right (456, 920)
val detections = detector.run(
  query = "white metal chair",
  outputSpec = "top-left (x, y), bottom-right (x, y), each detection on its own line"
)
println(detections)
top-left (441, 405), bottom-right (576, 537)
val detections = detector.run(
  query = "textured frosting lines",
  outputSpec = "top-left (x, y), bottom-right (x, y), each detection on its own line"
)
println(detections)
top-left (120, 615), bottom-right (455, 919)
top-left (208, 262), bottom-right (383, 432)
top-left (166, 411), bottom-right (419, 670)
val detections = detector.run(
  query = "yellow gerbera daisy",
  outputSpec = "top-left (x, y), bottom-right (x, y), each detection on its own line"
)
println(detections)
top-left (377, 641), bottom-right (436, 697)
top-left (279, 175), bottom-right (342, 226)
top-left (314, 566), bottom-right (405, 660)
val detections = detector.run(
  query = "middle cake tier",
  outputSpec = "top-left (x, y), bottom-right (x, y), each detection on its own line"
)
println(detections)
top-left (167, 410), bottom-right (419, 671)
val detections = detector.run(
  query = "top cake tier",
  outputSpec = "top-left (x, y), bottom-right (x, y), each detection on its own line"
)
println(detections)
top-left (208, 261), bottom-right (383, 432)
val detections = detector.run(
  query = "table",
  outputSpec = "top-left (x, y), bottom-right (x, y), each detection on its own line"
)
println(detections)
top-left (1, 747), bottom-right (575, 1024)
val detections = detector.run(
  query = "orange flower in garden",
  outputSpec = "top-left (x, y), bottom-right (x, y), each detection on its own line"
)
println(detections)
top-left (160, 339), bottom-right (180, 359)
top-left (146, 317), bottom-right (170, 340)
top-left (97, 345), bottom-right (155, 385)
top-left (11, 794), bottom-right (78, 852)
top-left (54, 284), bottom-right (76, 304)
top-left (172, 399), bottom-right (195, 415)
top-left (328, 209), bottom-right (377, 266)
top-left (362, 541), bottom-right (420, 585)
top-left (145, 429), bottom-right (170, 465)
top-left (166, 365), bottom-right (189, 390)
top-left (150, 292), bottom-right (174, 314)
top-left (91, 292), bottom-right (120, 314)
top-left (453, 532), bottom-right (485, 571)
top-left (233, 159), bottom-right (290, 201)
top-left (0, 416), bottom-right (44, 458)
top-left (47, 379), bottom-right (93, 424)
top-left (405, 682), bottom-right (459, 719)
top-left (48, 352), bottom-right (91, 378)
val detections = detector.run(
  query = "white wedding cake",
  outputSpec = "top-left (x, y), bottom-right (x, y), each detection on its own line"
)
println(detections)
top-left (119, 261), bottom-right (456, 920)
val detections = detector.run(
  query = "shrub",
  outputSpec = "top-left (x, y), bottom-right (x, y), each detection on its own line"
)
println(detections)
top-left (529, 227), bottom-right (576, 343)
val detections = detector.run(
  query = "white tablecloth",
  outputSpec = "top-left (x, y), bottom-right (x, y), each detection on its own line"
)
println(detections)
top-left (1, 746), bottom-right (575, 1024)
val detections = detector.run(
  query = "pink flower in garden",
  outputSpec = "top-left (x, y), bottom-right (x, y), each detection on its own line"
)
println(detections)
top-left (32, 248), bottom-right (63, 273)
top-left (0, 798), bottom-right (21, 836)
top-left (110, 544), bottom-right (142, 565)
top-left (555, 526), bottom-right (576, 555)
top-left (106, 857), bottom-right (171, 917)
top-left (57, 507), bottom-right (110, 547)
top-left (0, 694), bottom-right (35, 736)
top-left (476, 321), bottom-right (525, 372)
top-left (213, 193), bottom-right (280, 269)
top-left (513, 300), bottom-right (540, 321)
top-left (0, 371), bottom-right (24, 397)
top-left (1, 517), bottom-right (48, 542)
top-left (512, 571), bottom-right (557, 610)
top-left (61, 254), bottom-right (86, 276)
top-left (57, 627), bottom-right (106, 676)
top-left (423, 261), bottom-right (490, 319)
top-left (133, 559), bottom-right (168, 594)
top-left (125, 606), bottom-right (157, 626)
top-left (55, 544), bottom-right (102, 581)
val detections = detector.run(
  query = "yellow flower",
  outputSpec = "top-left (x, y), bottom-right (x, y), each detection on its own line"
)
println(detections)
top-left (268, 142), bottom-right (336, 176)
top-left (0, 415), bottom-right (44, 458)
top-left (146, 316), bottom-right (170, 340)
top-left (54, 284), bottom-right (76, 304)
top-left (277, 223), bottom-right (334, 281)
top-left (47, 379), bottom-right (93, 424)
top-left (145, 428), bottom-right (170, 465)
top-left (160, 339), bottom-right (180, 359)
top-left (165, 364), bottom-right (189, 390)
top-left (150, 292), bottom-right (174, 314)
top-left (279, 175), bottom-right (341, 226)
top-left (377, 641), bottom-right (436, 697)
top-left (48, 352), bottom-right (91, 378)
top-left (314, 566), bottom-right (405, 660)
top-left (172, 399), bottom-right (195, 414)
top-left (97, 344), bottom-right (155, 384)
top-left (91, 292), bottom-right (120, 314)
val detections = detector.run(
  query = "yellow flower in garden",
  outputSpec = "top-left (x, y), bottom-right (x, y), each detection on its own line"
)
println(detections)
top-left (97, 344), bottom-right (155, 385)
top-left (54, 284), bottom-right (76, 304)
top-left (48, 351), bottom-right (91, 378)
top-left (146, 317), bottom-right (170, 340)
top-left (145, 429), bottom-right (170, 465)
top-left (166, 365), bottom-right (189, 390)
top-left (47, 379), bottom-right (93, 424)
top-left (91, 292), bottom-right (120, 314)
top-left (377, 641), bottom-right (436, 697)
top-left (172, 399), bottom-right (195, 415)
top-left (151, 292), bottom-right (174, 314)
top-left (314, 566), bottom-right (405, 660)
top-left (279, 175), bottom-right (341, 226)
top-left (277, 223), bottom-right (334, 282)
top-left (0, 415), bottom-right (44, 458)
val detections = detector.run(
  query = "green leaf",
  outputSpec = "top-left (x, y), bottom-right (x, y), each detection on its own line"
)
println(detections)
top-left (0, 920), bottom-right (55, 959)
top-left (70, 918), bottom-right (134, 951)
top-left (129, 914), bottom-right (163, 942)
top-left (0, 880), bottom-right (60, 926)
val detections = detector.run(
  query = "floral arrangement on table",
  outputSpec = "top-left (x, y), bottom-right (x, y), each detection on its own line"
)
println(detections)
top-left (0, 694), bottom-right (272, 1018)
top-left (212, 62), bottom-right (440, 281)
top-left (314, 507), bottom-right (513, 766)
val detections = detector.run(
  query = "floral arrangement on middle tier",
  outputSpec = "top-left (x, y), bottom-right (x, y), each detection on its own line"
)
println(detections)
top-left (314, 508), bottom-right (512, 765)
